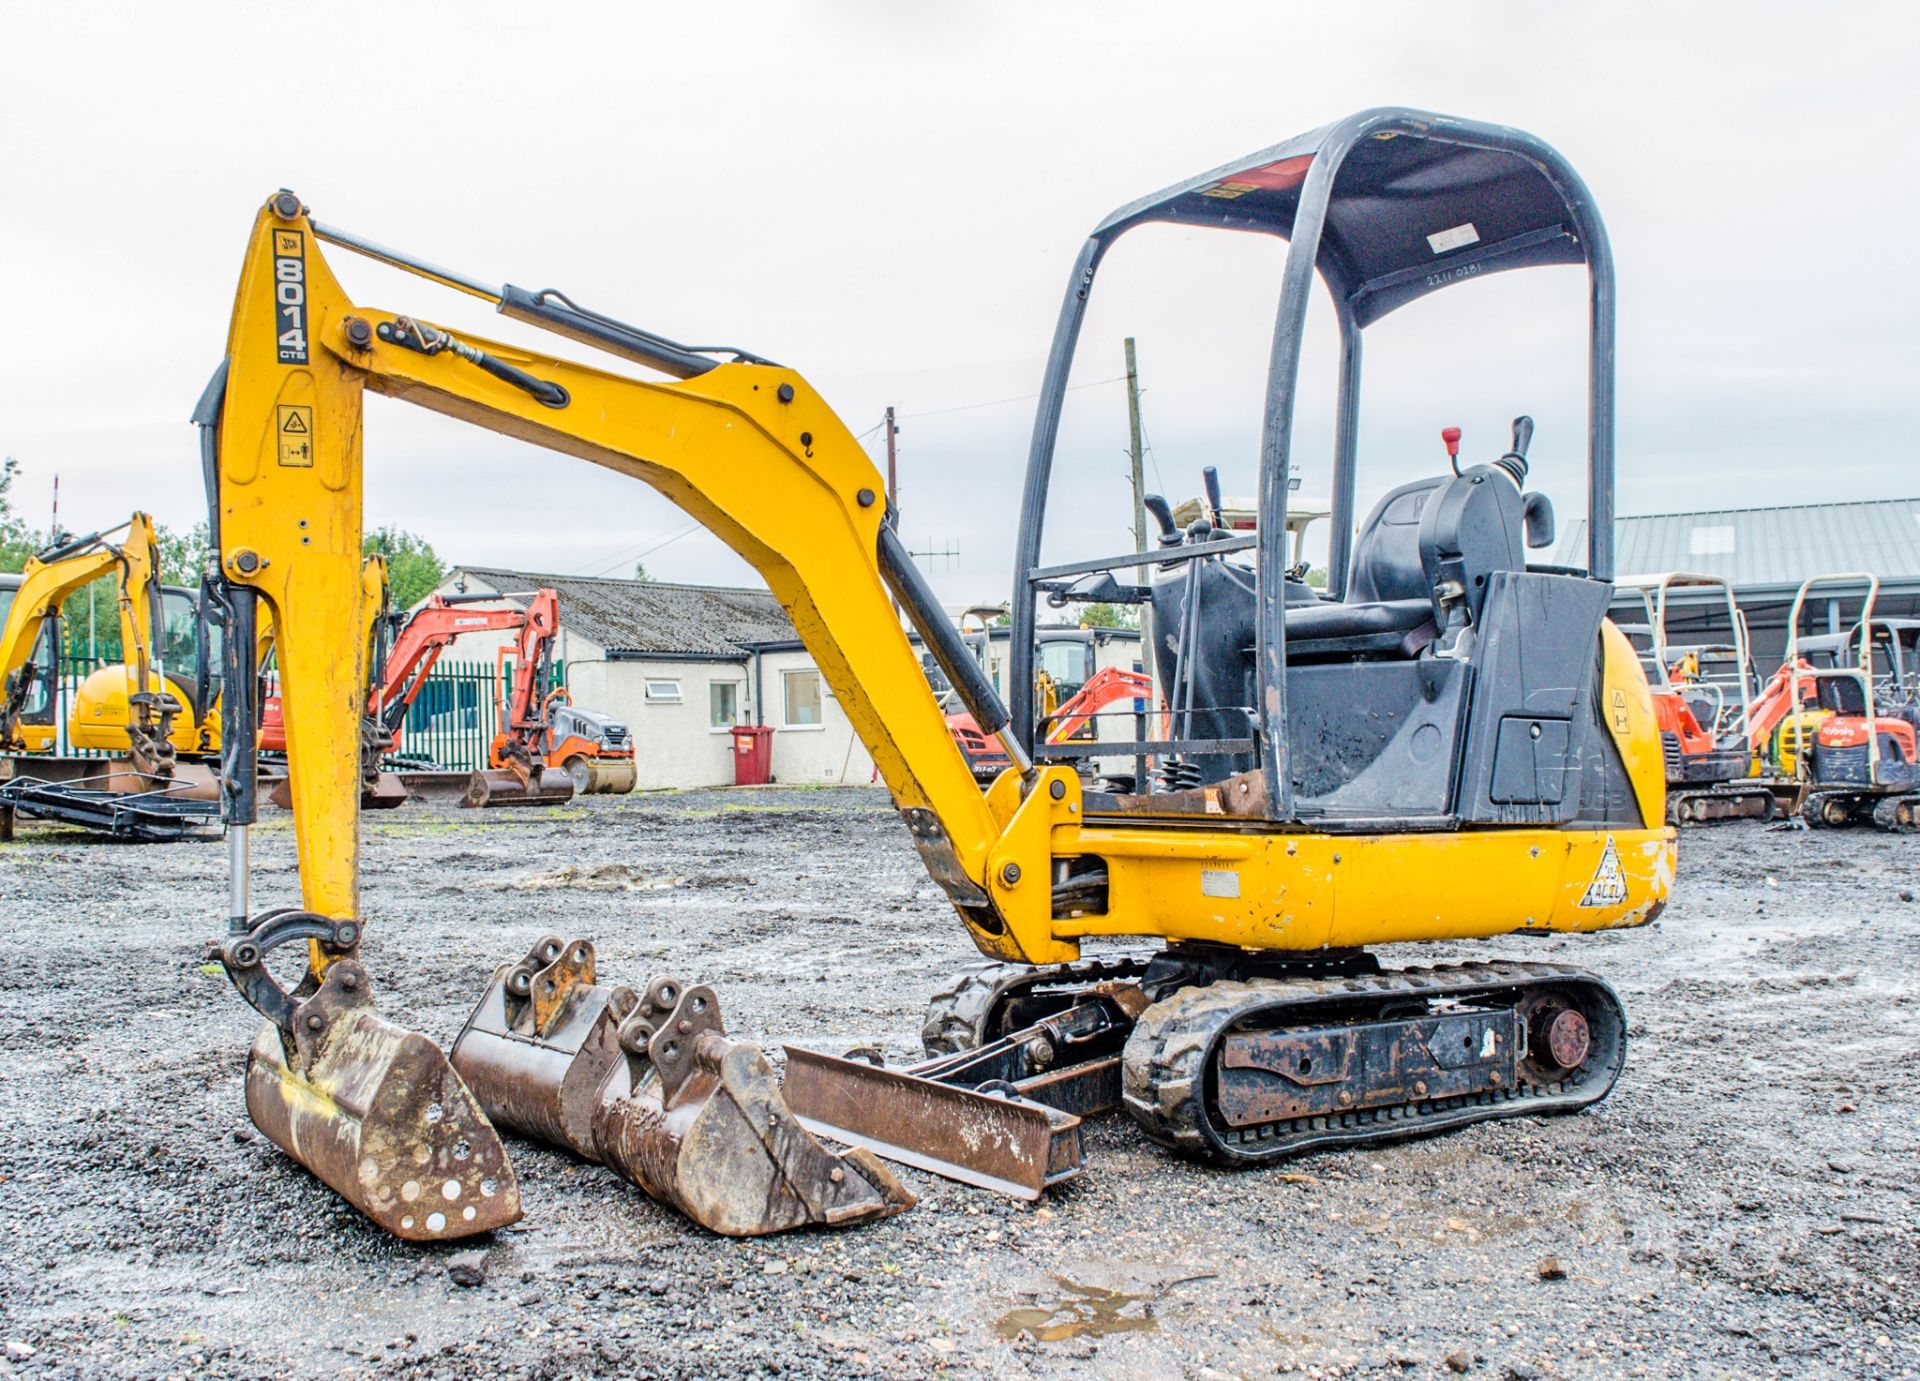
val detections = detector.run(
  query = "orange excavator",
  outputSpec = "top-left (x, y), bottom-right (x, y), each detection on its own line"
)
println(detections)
top-left (476, 587), bottom-right (636, 804)
top-left (262, 586), bottom-right (632, 806)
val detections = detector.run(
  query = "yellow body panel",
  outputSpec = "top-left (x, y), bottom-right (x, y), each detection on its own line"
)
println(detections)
top-left (69, 666), bottom-right (201, 752)
top-left (218, 196), bottom-right (1674, 972)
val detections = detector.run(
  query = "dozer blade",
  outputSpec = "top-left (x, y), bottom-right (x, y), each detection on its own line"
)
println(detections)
top-left (232, 950), bottom-right (522, 1241)
top-left (462, 766), bottom-right (575, 808)
top-left (452, 937), bottom-right (915, 1236)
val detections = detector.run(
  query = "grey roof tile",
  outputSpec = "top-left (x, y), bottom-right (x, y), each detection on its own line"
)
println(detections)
top-left (449, 567), bottom-right (794, 657)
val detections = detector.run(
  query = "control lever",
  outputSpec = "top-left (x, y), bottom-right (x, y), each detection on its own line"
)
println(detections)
top-left (1440, 426), bottom-right (1463, 475)
top-left (1201, 466), bottom-right (1225, 528)
top-left (1495, 415), bottom-right (1534, 487)
top-left (1143, 494), bottom-right (1180, 548)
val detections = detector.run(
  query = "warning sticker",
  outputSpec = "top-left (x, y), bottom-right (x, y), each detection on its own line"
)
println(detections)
top-left (1609, 687), bottom-right (1630, 734)
top-left (1578, 835), bottom-right (1629, 908)
top-left (276, 405), bottom-right (314, 467)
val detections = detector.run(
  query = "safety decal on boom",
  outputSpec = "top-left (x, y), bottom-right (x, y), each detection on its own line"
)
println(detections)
top-left (276, 406), bottom-right (313, 467)
top-left (1578, 834), bottom-right (1628, 908)
top-left (272, 228), bottom-right (308, 365)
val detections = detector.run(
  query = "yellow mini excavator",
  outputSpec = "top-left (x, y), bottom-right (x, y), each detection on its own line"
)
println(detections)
top-left (1, 515), bottom-right (222, 840)
top-left (204, 108), bottom-right (1674, 1242)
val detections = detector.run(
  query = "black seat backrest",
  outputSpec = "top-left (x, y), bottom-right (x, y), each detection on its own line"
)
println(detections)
top-left (1417, 466), bottom-right (1527, 627)
top-left (1347, 478), bottom-right (1444, 606)
top-left (1819, 675), bottom-right (1867, 716)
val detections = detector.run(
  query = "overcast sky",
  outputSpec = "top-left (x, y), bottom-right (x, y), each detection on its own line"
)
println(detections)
top-left (2, 3), bottom-right (1915, 601)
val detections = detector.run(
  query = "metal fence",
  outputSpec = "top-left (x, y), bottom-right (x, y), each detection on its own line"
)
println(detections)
top-left (36, 654), bottom-right (557, 773)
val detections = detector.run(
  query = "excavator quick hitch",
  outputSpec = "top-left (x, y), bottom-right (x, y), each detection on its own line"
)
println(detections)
top-left (452, 936), bottom-right (915, 1236)
top-left (216, 908), bottom-right (522, 1241)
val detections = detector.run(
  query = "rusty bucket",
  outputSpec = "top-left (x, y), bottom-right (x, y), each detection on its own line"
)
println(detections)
top-left (223, 929), bottom-right (523, 1242)
top-left (452, 937), bottom-right (914, 1236)
top-left (462, 766), bottom-right (575, 808)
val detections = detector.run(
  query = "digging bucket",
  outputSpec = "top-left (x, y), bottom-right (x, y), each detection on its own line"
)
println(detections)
top-left (452, 939), bottom-right (915, 1236)
top-left (220, 913), bottom-right (522, 1242)
top-left (462, 766), bottom-right (575, 808)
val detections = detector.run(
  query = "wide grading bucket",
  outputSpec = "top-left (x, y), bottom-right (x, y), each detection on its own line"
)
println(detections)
top-left (452, 936), bottom-right (914, 1236)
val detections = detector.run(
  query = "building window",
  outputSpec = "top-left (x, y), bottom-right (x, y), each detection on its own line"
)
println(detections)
top-left (782, 669), bottom-right (822, 727)
top-left (710, 681), bottom-right (741, 729)
top-left (644, 678), bottom-right (682, 703)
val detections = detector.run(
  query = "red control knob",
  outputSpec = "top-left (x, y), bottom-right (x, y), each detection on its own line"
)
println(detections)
top-left (1440, 426), bottom-right (1462, 461)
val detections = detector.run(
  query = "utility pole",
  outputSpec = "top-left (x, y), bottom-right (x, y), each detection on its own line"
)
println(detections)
top-left (883, 406), bottom-right (900, 515)
top-left (1124, 339), bottom-right (1155, 784)
top-left (1124, 339), bottom-right (1147, 565)
top-left (883, 407), bottom-right (901, 618)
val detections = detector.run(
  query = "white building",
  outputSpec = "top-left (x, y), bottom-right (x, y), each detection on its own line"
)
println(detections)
top-left (428, 568), bottom-right (877, 790)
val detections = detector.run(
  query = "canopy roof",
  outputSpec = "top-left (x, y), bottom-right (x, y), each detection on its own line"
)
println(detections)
top-left (1094, 108), bottom-right (1597, 327)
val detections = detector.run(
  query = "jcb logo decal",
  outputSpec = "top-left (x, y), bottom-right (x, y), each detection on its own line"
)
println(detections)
top-left (273, 229), bottom-right (308, 365)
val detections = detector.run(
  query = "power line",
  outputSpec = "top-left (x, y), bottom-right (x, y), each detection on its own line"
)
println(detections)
top-left (898, 374), bottom-right (1128, 421)
top-left (576, 520), bottom-right (704, 578)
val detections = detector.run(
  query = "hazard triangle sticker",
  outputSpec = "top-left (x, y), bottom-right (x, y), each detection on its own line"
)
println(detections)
top-left (1578, 835), bottom-right (1629, 908)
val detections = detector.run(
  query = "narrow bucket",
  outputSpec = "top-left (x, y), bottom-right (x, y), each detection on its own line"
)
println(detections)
top-left (243, 958), bottom-right (522, 1241)
top-left (452, 939), bottom-right (915, 1236)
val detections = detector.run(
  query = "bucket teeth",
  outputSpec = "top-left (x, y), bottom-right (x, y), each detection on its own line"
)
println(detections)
top-left (243, 960), bottom-right (522, 1241)
top-left (452, 940), bottom-right (915, 1236)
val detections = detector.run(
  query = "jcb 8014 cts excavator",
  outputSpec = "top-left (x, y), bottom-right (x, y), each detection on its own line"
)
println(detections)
top-left (1, 515), bottom-right (221, 840)
top-left (205, 108), bottom-right (1673, 1243)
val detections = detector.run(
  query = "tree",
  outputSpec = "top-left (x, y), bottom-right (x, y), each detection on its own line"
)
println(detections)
top-left (0, 457), bottom-right (40, 572)
top-left (1078, 602), bottom-right (1138, 630)
top-left (156, 521), bottom-right (213, 587)
top-left (632, 562), bottom-right (654, 582)
top-left (364, 526), bottom-right (447, 609)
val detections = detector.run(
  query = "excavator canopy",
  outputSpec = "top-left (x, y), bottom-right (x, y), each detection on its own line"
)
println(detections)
top-left (1091, 108), bottom-right (1600, 327)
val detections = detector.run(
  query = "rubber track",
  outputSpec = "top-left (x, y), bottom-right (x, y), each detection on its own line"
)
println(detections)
top-left (1121, 961), bottom-right (1625, 1165)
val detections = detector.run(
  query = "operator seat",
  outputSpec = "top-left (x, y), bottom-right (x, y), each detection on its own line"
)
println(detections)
top-left (1282, 478), bottom-right (1441, 660)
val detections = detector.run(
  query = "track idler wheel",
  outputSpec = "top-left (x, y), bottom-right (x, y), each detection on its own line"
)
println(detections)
top-left (218, 911), bottom-right (522, 1241)
top-left (452, 937), bottom-right (913, 1236)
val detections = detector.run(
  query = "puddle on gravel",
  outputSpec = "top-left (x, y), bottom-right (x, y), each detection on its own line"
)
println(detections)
top-left (995, 1276), bottom-right (1161, 1342)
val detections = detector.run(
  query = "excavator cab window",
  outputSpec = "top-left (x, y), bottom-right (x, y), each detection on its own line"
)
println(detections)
top-left (1009, 109), bottom-right (1625, 827)
top-left (0, 577), bottom-right (57, 722)
top-left (159, 586), bottom-right (214, 723)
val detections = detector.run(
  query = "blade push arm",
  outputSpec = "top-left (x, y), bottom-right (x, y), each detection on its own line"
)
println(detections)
top-left (213, 193), bottom-right (1066, 963)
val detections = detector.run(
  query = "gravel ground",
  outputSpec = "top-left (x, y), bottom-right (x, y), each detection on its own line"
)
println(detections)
top-left (0, 787), bottom-right (1915, 1380)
